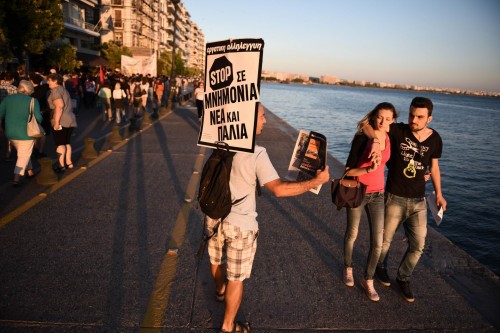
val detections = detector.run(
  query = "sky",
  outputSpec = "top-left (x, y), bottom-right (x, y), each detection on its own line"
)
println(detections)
top-left (182, 0), bottom-right (500, 93)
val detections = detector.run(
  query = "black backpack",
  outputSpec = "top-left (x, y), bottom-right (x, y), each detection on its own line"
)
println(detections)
top-left (198, 142), bottom-right (243, 220)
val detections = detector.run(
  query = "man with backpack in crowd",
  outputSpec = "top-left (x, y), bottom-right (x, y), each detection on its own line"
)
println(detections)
top-left (204, 102), bottom-right (330, 333)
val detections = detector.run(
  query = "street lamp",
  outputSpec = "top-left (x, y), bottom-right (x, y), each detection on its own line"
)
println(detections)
top-left (167, 0), bottom-right (180, 111)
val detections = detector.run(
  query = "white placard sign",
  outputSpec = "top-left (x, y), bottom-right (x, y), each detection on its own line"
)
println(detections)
top-left (197, 38), bottom-right (264, 153)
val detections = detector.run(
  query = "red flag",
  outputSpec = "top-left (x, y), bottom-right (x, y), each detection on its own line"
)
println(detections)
top-left (99, 66), bottom-right (105, 85)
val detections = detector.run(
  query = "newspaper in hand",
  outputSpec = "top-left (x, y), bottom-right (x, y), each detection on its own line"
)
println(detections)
top-left (286, 130), bottom-right (327, 194)
top-left (427, 191), bottom-right (444, 226)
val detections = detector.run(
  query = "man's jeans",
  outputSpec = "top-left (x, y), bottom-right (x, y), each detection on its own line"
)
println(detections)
top-left (378, 193), bottom-right (427, 281)
top-left (344, 192), bottom-right (384, 279)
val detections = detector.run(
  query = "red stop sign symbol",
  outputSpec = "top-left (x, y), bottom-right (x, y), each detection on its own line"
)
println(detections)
top-left (209, 56), bottom-right (234, 90)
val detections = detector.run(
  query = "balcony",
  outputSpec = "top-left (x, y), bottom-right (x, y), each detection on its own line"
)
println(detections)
top-left (63, 16), bottom-right (100, 37)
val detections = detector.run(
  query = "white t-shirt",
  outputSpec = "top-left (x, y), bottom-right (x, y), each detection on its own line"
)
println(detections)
top-left (225, 145), bottom-right (279, 231)
top-left (112, 89), bottom-right (126, 100)
top-left (194, 87), bottom-right (204, 101)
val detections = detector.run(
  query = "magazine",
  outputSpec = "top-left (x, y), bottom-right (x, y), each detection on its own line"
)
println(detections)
top-left (285, 130), bottom-right (328, 194)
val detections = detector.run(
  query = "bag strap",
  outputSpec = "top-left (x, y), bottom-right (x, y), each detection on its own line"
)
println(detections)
top-left (341, 168), bottom-right (359, 182)
top-left (28, 98), bottom-right (35, 122)
top-left (197, 217), bottom-right (221, 259)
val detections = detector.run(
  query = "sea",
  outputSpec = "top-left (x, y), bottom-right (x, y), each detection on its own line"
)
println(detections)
top-left (260, 82), bottom-right (500, 276)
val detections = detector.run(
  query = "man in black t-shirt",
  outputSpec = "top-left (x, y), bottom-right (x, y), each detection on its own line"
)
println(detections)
top-left (364, 97), bottom-right (447, 302)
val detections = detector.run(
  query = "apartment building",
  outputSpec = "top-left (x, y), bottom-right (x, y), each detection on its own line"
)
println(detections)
top-left (60, 0), bottom-right (104, 66)
top-left (98, 0), bottom-right (205, 72)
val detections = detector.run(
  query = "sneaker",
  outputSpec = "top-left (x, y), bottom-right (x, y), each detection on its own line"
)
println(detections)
top-left (343, 267), bottom-right (354, 287)
top-left (375, 267), bottom-right (391, 286)
top-left (361, 279), bottom-right (380, 302)
top-left (396, 278), bottom-right (415, 302)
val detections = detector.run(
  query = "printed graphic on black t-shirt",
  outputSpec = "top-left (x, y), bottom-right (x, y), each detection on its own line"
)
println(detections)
top-left (400, 137), bottom-right (430, 179)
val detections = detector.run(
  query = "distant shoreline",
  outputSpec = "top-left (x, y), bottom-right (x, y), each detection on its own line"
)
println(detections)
top-left (261, 79), bottom-right (500, 98)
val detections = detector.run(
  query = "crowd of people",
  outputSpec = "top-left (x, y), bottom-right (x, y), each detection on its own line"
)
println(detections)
top-left (1, 66), bottom-right (448, 333)
top-left (0, 67), bottom-right (199, 187)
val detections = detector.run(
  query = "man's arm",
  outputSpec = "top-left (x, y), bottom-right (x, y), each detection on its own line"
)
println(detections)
top-left (429, 158), bottom-right (447, 211)
top-left (361, 124), bottom-right (382, 164)
top-left (264, 166), bottom-right (330, 197)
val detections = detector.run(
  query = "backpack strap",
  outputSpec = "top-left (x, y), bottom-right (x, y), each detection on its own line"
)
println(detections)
top-left (197, 217), bottom-right (221, 258)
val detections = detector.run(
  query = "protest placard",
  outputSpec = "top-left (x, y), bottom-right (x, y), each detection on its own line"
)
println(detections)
top-left (197, 38), bottom-right (264, 153)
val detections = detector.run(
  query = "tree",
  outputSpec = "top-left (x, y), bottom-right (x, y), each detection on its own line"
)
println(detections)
top-left (101, 41), bottom-right (132, 70)
top-left (0, 0), bottom-right (63, 62)
top-left (157, 50), bottom-right (172, 76)
top-left (185, 66), bottom-right (203, 77)
top-left (173, 50), bottom-right (185, 76)
top-left (157, 50), bottom-right (186, 77)
top-left (44, 40), bottom-right (82, 72)
top-left (0, 9), bottom-right (13, 63)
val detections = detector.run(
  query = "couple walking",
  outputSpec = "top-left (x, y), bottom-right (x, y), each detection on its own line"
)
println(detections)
top-left (342, 97), bottom-right (447, 303)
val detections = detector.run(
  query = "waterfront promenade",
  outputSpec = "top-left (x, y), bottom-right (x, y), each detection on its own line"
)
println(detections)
top-left (0, 101), bottom-right (499, 332)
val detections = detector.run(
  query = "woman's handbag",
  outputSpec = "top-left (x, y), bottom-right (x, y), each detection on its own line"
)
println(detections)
top-left (331, 171), bottom-right (367, 210)
top-left (27, 98), bottom-right (45, 138)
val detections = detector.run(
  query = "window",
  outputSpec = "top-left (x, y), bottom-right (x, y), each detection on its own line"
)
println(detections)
top-left (115, 33), bottom-right (123, 44)
top-left (114, 10), bottom-right (122, 28)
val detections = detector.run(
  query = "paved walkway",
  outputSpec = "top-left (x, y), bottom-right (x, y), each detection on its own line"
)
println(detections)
top-left (0, 101), bottom-right (499, 332)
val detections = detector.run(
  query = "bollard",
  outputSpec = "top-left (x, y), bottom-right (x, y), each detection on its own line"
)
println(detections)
top-left (142, 113), bottom-right (153, 125)
top-left (108, 125), bottom-right (123, 143)
top-left (36, 157), bottom-right (58, 185)
top-left (82, 138), bottom-right (98, 159)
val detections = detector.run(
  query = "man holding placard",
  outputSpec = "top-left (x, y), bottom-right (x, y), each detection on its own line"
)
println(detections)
top-left (199, 39), bottom-right (330, 333)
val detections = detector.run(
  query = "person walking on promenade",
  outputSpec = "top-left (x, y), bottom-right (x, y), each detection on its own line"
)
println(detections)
top-left (140, 76), bottom-right (150, 111)
top-left (363, 96), bottom-right (447, 302)
top-left (112, 82), bottom-right (127, 124)
top-left (30, 73), bottom-right (51, 158)
top-left (70, 72), bottom-right (83, 115)
top-left (130, 78), bottom-right (145, 118)
top-left (83, 74), bottom-right (97, 109)
top-left (47, 73), bottom-right (77, 172)
top-left (342, 102), bottom-right (397, 302)
top-left (0, 80), bottom-right (42, 186)
top-left (162, 76), bottom-right (170, 107)
top-left (0, 71), bottom-right (19, 162)
top-left (207, 102), bottom-right (330, 333)
top-left (154, 77), bottom-right (164, 107)
top-left (193, 81), bottom-right (204, 120)
top-left (98, 80), bottom-right (113, 122)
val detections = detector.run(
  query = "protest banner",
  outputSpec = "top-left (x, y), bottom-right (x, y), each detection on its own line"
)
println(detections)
top-left (197, 38), bottom-right (264, 153)
top-left (121, 54), bottom-right (157, 76)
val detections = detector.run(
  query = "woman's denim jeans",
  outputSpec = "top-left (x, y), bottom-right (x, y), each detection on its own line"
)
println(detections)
top-left (344, 192), bottom-right (384, 279)
top-left (377, 193), bottom-right (427, 282)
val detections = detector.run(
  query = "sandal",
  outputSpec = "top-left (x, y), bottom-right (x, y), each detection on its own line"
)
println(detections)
top-left (54, 165), bottom-right (66, 173)
top-left (220, 321), bottom-right (251, 333)
top-left (66, 163), bottom-right (74, 169)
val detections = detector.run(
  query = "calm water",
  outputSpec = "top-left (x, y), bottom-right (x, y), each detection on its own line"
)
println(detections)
top-left (260, 82), bottom-right (500, 276)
